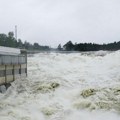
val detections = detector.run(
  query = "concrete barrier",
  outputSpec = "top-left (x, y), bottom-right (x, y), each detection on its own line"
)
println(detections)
top-left (0, 55), bottom-right (27, 86)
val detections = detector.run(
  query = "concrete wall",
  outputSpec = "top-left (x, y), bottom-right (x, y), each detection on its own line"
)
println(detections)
top-left (0, 46), bottom-right (20, 55)
top-left (0, 64), bottom-right (27, 85)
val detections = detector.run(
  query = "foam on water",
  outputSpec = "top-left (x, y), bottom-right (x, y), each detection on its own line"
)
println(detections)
top-left (0, 50), bottom-right (120, 120)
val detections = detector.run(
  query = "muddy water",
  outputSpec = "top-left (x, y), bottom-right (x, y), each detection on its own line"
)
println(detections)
top-left (0, 51), bottom-right (120, 120)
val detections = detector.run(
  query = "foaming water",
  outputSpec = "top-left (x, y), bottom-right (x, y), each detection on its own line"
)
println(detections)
top-left (0, 50), bottom-right (120, 120)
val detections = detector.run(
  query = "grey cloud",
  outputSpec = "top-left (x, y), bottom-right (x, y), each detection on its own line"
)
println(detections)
top-left (0, 0), bottom-right (120, 47)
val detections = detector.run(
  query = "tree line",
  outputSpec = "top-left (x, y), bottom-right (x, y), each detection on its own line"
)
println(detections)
top-left (0, 32), bottom-right (50, 51)
top-left (59, 40), bottom-right (120, 51)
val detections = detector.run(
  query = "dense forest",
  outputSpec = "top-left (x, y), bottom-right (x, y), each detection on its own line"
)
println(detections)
top-left (0, 32), bottom-right (50, 51)
top-left (61, 41), bottom-right (120, 51)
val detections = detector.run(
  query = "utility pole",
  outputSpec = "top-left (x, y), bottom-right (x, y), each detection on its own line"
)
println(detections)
top-left (15, 25), bottom-right (17, 40)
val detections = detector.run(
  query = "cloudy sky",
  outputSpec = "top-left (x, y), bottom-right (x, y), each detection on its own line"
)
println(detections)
top-left (0, 0), bottom-right (120, 47)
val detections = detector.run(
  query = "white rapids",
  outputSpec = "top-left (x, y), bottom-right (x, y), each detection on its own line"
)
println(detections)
top-left (0, 50), bottom-right (120, 120)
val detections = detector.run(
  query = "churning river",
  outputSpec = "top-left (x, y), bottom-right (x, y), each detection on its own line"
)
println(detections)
top-left (0, 51), bottom-right (120, 120)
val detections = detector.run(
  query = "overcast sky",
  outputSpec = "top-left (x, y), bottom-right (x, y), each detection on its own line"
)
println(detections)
top-left (0, 0), bottom-right (120, 47)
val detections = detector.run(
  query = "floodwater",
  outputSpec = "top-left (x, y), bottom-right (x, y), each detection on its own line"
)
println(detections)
top-left (0, 51), bottom-right (120, 120)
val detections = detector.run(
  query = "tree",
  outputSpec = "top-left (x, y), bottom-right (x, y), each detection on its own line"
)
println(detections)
top-left (33, 43), bottom-right (40, 50)
top-left (17, 39), bottom-right (23, 48)
top-left (8, 32), bottom-right (14, 38)
top-left (57, 44), bottom-right (62, 51)
top-left (0, 34), bottom-right (7, 46)
top-left (63, 41), bottom-right (74, 51)
top-left (7, 32), bottom-right (17, 47)
top-left (0, 32), bottom-right (50, 50)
